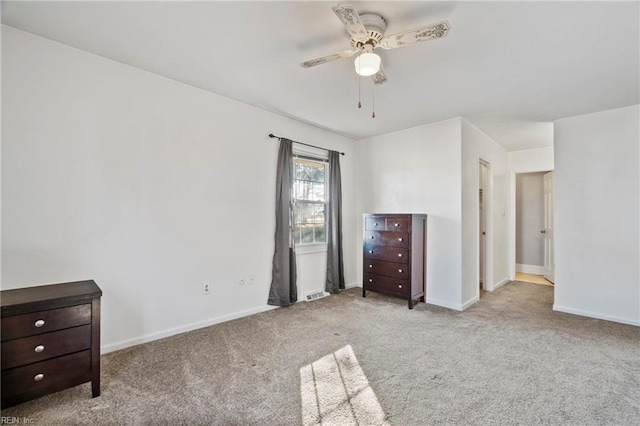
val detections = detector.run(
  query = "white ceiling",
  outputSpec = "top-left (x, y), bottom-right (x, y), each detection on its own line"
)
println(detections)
top-left (2, 1), bottom-right (638, 150)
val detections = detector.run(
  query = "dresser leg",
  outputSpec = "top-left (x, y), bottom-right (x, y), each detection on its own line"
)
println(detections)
top-left (91, 374), bottom-right (101, 397)
top-left (362, 288), bottom-right (366, 298)
top-left (408, 299), bottom-right (414, 309)
top-left (420, 295), bottom-right (425, 303)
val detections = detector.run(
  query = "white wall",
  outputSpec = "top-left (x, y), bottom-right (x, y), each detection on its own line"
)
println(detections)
top-left (553, 105), bottom-right (639, 326)
top-left (356, 118), bottom-right (463, 309)
top-left (507, 146), bottom-right (554, 279)
top-left (516, 172), bottom-right (545, 268)
top-left (508, 146), bottom-right (555, 173)
top-left (1, 26), bottom-right (358, 351)
top-left (461, 119), bottom-right (509, 305)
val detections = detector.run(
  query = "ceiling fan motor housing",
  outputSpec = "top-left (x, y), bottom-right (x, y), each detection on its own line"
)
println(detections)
top-left (350, 13), bottom-right (387, 49)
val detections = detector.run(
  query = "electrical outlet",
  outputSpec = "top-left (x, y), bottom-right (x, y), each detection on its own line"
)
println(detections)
top-left (239, 278), bottom-right (246, 285)
top-left (202, 282), bottom-right (211, 295)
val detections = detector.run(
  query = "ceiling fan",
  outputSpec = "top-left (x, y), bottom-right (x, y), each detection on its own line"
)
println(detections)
top-left (300, 3), bottom-right (451, 85)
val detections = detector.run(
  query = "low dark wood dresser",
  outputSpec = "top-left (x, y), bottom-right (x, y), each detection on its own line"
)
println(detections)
top-left (363, 214), bottom-right (427, 309)
top-left (1, 280), bottom-right (102, 408)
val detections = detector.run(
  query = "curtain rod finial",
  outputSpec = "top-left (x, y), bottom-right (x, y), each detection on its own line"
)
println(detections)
top-left (268, 133), bottom-right (276, 138)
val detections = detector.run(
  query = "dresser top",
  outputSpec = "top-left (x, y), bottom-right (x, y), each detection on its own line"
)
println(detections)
top-left (363, 213), bottom-right (428, 217)
top-left (1, 280), bottom-right (102, 315)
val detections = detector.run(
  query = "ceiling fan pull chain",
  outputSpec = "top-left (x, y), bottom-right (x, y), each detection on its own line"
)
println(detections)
top-left (358, 75), bottom-right (362, 109)
top-left (371, 79), bottom-right (376, 118)
top-left (357, 55), bottom-right (362, 109)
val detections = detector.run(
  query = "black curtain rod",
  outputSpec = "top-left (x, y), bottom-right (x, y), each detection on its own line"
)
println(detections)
top-left (268, 134), bottom-right (345, 156)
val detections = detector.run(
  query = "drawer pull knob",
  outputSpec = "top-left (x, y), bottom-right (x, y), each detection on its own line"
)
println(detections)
top-left (368, 264), bottom-right (373, 268)
top-left (398, 285), bottom-right (403, 289)
top-left (373, 222), bottom-right (378, 226)
top-left (369, 250), bottom-right (373, 254)
top-left (370, 236), bottom-right (374, 239)
top-left (394, 223), bottom-right (400, 227)
top-left (369, 279), bottom-right (373, 282)
top-left (34, 345), bottom-right (45, 353)
top-left (34, 319), bottom-right (45, 328)
top-left (398, 253), bottom-right (403, 257)
top-left (398, 269), bottom-right (403, 273)
top-left (34, 374), bottom-right (44, 382)
top-left (398, 238), bottom-right (403, 241)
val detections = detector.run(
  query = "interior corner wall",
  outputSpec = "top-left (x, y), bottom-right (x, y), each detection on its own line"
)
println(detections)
top-left (355, 118), bottom-right (463, 310)
top-left (1, 26), bottom-right (358, 351)
top-left (553, 104), bottom-right (640, 326)
top-left (461, 119), bottom-right (509, 305)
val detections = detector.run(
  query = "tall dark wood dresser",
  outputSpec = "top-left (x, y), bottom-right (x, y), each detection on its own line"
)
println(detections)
top-left (363, 214), bottom-right (427, 309)
top-left (1, 280), bottom-right (102, 408)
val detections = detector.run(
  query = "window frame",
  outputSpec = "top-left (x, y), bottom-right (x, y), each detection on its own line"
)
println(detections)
top-left (292, 152), bottom-right (329, 248)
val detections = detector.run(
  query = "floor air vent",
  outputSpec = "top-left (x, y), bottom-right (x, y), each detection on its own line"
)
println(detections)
top-left (305, 291), bottom-right (329, 301)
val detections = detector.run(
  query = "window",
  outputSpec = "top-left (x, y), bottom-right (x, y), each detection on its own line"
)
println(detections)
top-left (293, 156), bottom-right (327, 245)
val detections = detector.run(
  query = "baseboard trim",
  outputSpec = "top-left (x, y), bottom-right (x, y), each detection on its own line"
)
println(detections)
top-left (552, 304), bottom-right (640, 327)
top-left (484, 277), bottom-right (510, 292)
top-left (345, 282), bottom-right (360, 289)
top-left (102, 305), bottom-right (280, 354)
top-left (516, 264), bottom-right (545, 275)
top-left (494, 277), bottom-right (510, 290)
top-left (426, 297), bottom-right (463, 311)
top-left (461, 296), bottom-right (479, 310)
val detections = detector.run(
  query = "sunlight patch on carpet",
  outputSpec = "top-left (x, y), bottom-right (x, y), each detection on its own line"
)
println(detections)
top-left (300, 345), bottom-right (389, 426)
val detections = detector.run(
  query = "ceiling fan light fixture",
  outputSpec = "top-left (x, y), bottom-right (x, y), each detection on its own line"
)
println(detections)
top-left (354, 52), bottom-right (381, 76)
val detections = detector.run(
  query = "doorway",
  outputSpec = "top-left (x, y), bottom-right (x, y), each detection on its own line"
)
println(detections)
top-left (514, 171), bottom-right (554, 286)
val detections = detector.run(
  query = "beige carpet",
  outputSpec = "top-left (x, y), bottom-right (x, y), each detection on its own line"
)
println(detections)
top-left (2, 282), bottom-right (639, 425)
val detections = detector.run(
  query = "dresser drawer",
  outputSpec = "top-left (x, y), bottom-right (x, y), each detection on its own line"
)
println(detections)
top-left (364, 274), bottom-right (410, 296)
top-left (364, 259), bottom-right (410, 279)
top-left (385, 218), bottom-right (409, 231)
top-left (364, 245), bottom-right (409, 263)
top-left (1, 350), bottom-right (91, 398)
top-left (1, 304), bottom-right (91, 342)
top-left (364, 231), bottom-right (409, 247)
top-left (365, 217), bottom-right (410, 231)
top-left (365, 217), bottom-right (386, 231)
top-left (2, 324), bottom-right (91, 370)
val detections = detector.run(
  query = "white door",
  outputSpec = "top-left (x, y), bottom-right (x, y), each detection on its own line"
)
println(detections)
top-left (542, 171), bottom-right (555, 282)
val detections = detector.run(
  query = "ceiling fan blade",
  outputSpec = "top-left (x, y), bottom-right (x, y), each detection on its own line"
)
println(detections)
top-left (333, 3), bottom-right (369, 43)
top-left (300, 49), bottom-right (358, 68)
top-left (372, 64), bottom-right (387, 85)
top-left (379, 21), bottom-right (450, 50)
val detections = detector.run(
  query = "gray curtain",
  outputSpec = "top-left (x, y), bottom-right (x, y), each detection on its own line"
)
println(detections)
top-left (268, 138), bottom-right (297, 306)
top-left (326, 150), bottom-right (345, 293)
